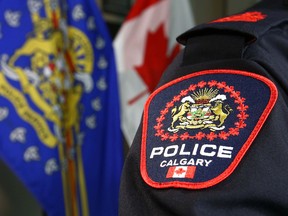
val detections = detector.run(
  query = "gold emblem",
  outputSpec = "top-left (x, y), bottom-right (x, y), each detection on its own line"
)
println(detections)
top-left (0, 3), bottom-right (94, 148)
top-left (168, 88), bottom-right (233, 133)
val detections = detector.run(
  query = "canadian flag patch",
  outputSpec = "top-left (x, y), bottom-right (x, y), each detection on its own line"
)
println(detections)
top-left (166, 166), bottom-right (196, 179)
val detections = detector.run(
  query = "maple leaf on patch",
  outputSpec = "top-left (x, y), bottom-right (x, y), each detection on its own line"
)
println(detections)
top-left (160, 108), bottom-right (169, 115)
top-left (155, 129), bottom-right (164, 137)
top-left (230, 91), bottom-right (241, 98)
top-left (154, 123), bottom-right (163, 130)
top-left (235, 121), bottom-right (247, 129)
top-left (207, 132), bottom-right (217, 141)
top-left (180, 89), bottom-right (189, 96)
top-left (237, 112), bottom-right (249, 120)
top-left (180, 132), bottom-right (190, 140)
top-left (156, 115), bottom-right (165, 123)
top-left (235, 97), bottom-right (246, 104)
top-left (134, 24), bottom-right (180, 93)
top-left (219, 131), bottom-right (229, 140)
top-left (237, 104), bottom-right (249, 112)
top-left (208, 80), bottom-right (217, 87)
top-left (217, 82), bottom-right (226, 89)
top-left (161, 133), bottom-right (170, 141)
top-left (224, 85), bottom-right (234, 93)
top-left (188, 84), bottom-right (197, 91)
top-left (175, 168), bottom-right (186, 175)
top-left (170, 133), bottom-right (178, 142)
top-left (197, 81), bottom-right (207, 88)
top-left (229, 127), bottom-right (240, 136)
top-left (195, 132), bottom-right (205, 140)
top-left (173, 95), bottom-right (181, 102)
top-left (166, 101), bottom-right (174, 108)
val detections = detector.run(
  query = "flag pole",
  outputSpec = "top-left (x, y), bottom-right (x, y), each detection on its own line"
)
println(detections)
top-left (42, 1), bottom-right (79, 215)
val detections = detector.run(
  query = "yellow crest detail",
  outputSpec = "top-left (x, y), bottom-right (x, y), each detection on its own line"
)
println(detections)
top-left (0, 73), bottom-right (57, 147)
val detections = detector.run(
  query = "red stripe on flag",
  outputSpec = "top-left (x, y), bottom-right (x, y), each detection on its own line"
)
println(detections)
top-left (126, 0), bottom-right (161, 21)
top-left (185, 166), bottom-right (196, 179)
top-left (166, 166), bottom-right (176, 178)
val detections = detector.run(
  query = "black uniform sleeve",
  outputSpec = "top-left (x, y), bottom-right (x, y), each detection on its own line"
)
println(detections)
top-left (119, 1), bottom-right (288, 215)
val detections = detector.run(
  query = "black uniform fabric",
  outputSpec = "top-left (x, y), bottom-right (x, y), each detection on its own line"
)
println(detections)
top-left (119, 1), bottom-right (288, 215)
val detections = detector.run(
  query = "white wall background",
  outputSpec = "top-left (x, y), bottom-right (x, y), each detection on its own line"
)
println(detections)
top-left (0, 0), bottom-right (259, 215)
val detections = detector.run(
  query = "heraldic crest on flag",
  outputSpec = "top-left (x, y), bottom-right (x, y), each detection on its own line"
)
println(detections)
top-left (0, 0), bottom-right (123, 215)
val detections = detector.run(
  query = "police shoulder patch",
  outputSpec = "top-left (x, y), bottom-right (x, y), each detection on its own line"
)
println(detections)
top-left (140, 69), bottom-right (278, 189)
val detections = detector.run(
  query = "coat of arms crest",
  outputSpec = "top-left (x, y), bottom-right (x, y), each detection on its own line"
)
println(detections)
top-left (168, 88), bottom-right (233, 133)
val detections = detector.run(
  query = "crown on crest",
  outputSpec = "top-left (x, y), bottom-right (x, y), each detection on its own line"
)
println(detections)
top-left (191, 88), bottom-right (218, 104)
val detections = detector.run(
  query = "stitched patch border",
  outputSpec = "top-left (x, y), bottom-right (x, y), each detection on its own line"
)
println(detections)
top-left (141, 69), bottom-right (278, 189)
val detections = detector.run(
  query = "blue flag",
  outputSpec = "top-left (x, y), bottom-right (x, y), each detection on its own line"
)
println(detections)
top-left (0, 0), bottom-right (123, 215)
top-left (65, 0), bottom-right (124, 215)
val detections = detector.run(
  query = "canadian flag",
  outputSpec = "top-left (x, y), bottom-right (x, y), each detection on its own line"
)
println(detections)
top-left (114, 0), bottom-right (195, 146)
top-left (166, 166), bottom-right (196, 179)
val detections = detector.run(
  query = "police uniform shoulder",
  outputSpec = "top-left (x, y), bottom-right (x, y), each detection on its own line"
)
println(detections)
top-left (138, 0), bottom-right (287, 192)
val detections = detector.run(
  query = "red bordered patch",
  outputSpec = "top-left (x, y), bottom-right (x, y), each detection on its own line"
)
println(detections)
top-left (141, 69), bottom-right (278, 189)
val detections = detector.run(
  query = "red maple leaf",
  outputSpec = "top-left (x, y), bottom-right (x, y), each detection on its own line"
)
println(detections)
top-left (224, 85), bottom-right (234, 93)
top-left (175, 168), bottom-right (186, 175)
top-left (235, 121), bottom-right (247, 129)
top-left (237, 104), bottom-right (249, 112)
top-left (155, 129), bottom-right (164, 137)
top-left (135, 24), bottom-right (180, 93)
top-left (207, 132), bottom-right (217, 141)
top-left (156, 115), bottom-right (165, 123)
top-left (197, 81), bottom-right (207, 88)
top-left (154, 123), bottom-right (163, 130)
top-left (166, 101), bottom-right (174, 108)
top-left (230, 91), bottom-right (241, 98)
top-left (195, 132), bottom-right (205, 140)
top-left (161, 133), bottom-right (170, 141)
top-left (160, 108), bottom-right (169, 115)
top-left (180, 89), bottom-right (189, 96)
top-left (217, 82), bottom-right (226, 89)
top-left (188, 84), bottom-right (197, 91)
top-left (219, 131), bottom-right (229, 140)
top-left (170, 133), bottom-right (178, 142)
top-left (237, 112), bottom-right (249, 120)
top-left (208, 80), bottom-right (217, 87)
top-left (229, 127), bottom-right (240, 136)
top-left (173, 95), bottom-right (181, 102)
top-left (235, 97), bottom-right (246, 104)
top-left (180, 132), bottom-right (190, 140)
